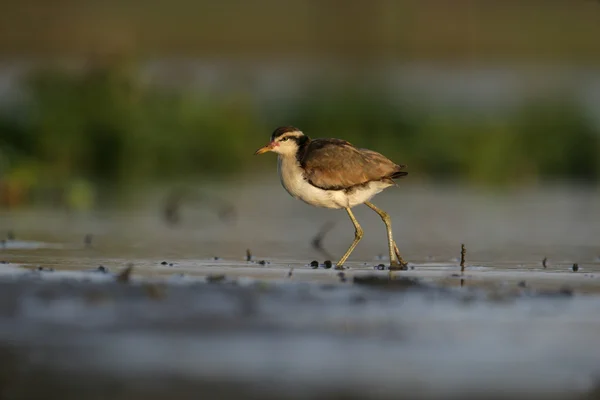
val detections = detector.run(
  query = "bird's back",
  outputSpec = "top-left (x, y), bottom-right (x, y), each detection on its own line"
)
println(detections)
top-left (298, 138), bottom-right (407, 191)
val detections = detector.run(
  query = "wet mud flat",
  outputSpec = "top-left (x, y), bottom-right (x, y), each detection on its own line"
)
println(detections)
top-left (1, 263), bottom-right (600, 400)
top-left (1, 185), bottom-right (600, 399)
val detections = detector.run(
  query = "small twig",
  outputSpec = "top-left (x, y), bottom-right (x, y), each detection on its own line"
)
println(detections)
top-left (162, 187), bottom-right (238, 227)
top-left (542, 257), bottom-right (547, 269)
top-left (311, 221), bottom-right (335, 259)
top-left (116, 264), bottom-right (133, 283)
top-left (460, 244), bottom-right (466, 272)
top-left (84, 234), bottom-right (93, 248)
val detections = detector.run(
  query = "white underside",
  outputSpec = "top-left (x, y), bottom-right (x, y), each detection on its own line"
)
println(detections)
top-left (277, 156), bottom-right (393, 209)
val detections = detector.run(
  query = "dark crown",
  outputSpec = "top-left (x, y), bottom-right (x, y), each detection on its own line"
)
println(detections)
top-left (271, 126), bottom-right (302, 141)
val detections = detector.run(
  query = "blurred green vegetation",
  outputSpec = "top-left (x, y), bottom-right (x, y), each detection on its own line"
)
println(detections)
top-left (0, 61), bottom-right (599, 209)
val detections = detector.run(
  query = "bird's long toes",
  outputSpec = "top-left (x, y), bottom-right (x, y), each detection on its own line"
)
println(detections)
top-left (389, 260), bottom-right (408, 271)
top-left (334, 265), bottom-right (345, 270)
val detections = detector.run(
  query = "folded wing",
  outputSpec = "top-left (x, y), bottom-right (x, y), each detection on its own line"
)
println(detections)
top-left (299, 139), bottom-right (406, 190)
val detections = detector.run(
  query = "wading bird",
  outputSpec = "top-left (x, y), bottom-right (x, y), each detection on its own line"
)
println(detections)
top-left (255, 126), bottom-right (408, 270)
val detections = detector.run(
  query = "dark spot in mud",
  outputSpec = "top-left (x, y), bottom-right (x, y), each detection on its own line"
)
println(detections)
top-left (258, 260), bottom-right (267, 266)
top-left (213, 257), bottom-right (221, 261)
top-left (536, 286), bottom-right (574, 298)
top-left (287, 268), bottom-right (294, 278)
top-left (542, 257), bottom-right (548, 268)
top-left (375, 264), bottom-right (386, 271)
top-left (96, 265), bottom-right (109, 273)
top-left (320, 284), bottom-right (337, 291)
top-left (337, 272), bottom-right (347, 283)
top-left (0, 260), bottom-right (7, 264)
top-left (572, 263), bottom-right (579, 272)
top-left (246, 249), bottom-right (252, 262)
top-left (169, 263), bottom-right (174, 267)
top-left (161, 261), bottom-right (168, 266)
top-left (37, 266), bottom-right (54, 272)
top-left (84, 234), bottom-right (93, 248)
top-left (517, 281), bottom-right (527, 288)
top-left (323, 260), bottom-right (332, 269)
top-left (350, 294), bottom-right (367, 304)
top-left (6, 231), bottom-right (15, 241)
top-left (353, 274), bottom-right (423, 289)
top-left (206, 274), bottom-right (226, 283)
top-left (310, 260), bottom-right (319, 269)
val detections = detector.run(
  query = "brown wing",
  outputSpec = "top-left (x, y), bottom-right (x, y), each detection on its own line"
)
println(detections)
top-left (299, 138), bottom-right (405, 190)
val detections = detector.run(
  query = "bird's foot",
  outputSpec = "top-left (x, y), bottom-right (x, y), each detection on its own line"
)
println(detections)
top-left (334, 264), bottom-right (345, 270)
top-left (389, 260), bottom-right (408, 271)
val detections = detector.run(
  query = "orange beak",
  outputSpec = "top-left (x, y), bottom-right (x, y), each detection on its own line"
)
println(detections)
top-left (254, 142), bottom-right (276, 155)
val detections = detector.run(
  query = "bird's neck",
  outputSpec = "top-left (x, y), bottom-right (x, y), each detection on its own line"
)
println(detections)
top-left (294, 135), bottom-right (311, 164)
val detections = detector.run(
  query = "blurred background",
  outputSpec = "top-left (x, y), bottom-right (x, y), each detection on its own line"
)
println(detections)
top-left (1, 0), bottom-right (600, 211)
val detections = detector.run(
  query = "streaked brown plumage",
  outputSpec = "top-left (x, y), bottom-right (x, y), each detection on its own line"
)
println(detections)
top-left (255, 126), bottom-right (408, 270)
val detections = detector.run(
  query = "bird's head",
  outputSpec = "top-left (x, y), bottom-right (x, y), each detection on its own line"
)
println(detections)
top-left (254, 126), bottom-right (308, 156)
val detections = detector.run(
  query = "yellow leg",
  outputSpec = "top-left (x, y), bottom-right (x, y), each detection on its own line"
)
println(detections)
top-left (335, 208), bottom-right (363, 270)
top-left (364, 201), bottom-right (407, 269)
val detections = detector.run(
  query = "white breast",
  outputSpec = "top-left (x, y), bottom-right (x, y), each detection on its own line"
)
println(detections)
top-left (277, 155), bottom-right (391, 209)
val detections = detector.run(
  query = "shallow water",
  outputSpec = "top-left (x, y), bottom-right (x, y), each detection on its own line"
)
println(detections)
top-left (1, 182), bottom-right (600, 399)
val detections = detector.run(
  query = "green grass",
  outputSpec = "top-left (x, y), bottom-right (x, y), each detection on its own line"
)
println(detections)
top-left (0, 61), bottom-right (598, 208)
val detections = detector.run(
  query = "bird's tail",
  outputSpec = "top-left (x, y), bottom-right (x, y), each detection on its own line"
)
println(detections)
top-left (390, 171), bottom-right (408, 179)
top-left (389, 164), bottom-right (408, 180)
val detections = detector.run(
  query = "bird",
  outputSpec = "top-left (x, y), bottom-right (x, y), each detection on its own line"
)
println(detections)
top-left (254, 126), bottom-right (408, 270)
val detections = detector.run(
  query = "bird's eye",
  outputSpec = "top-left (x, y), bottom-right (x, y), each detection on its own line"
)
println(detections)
top-left (280, 137), bottom-right (289, 142)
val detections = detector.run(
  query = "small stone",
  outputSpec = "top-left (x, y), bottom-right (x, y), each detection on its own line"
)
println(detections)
top-left (323, 260), bottom-right (332, 269)
top-left (375, 264), bottom-right (386, 271)
top-left (572, 263), bottom-right (579, 272)
top-left (37, 266), bottom-right (54, 272)
top-left (161, 261), bottom-right (168, 265)
top-left (517, 281), bottom-right (527, 288)
top-left (96, 265), bottom-right (108, 273)
top-left (258, 260), bottom-right (267, 265)
top-left (169, 263), bottom-right (174, 267)
top-left (213, 256), bottom-right (221, 261)
top-left (310, 260), bottom-right (319, 269)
